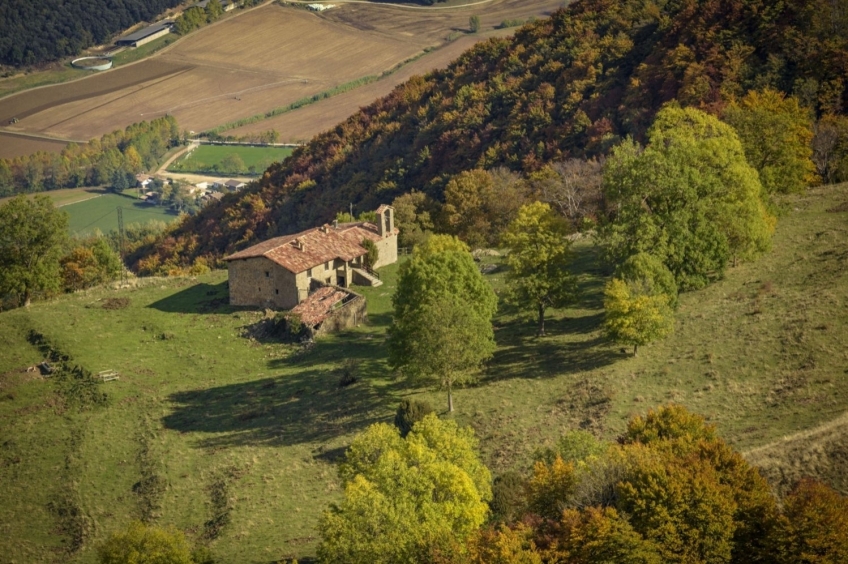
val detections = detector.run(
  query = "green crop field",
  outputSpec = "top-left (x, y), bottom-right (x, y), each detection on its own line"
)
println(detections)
top-left (167, 145), bottom-right (294, 175)
top-left (2, 184), bottom-right (848, 562)
top-left (63, 193), bottom-right (178, 236)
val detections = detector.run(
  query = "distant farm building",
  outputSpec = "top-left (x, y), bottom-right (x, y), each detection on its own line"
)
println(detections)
top-left (136, 174), bottom-right (152, 188)
top-left (116, 21), bottom-right (174, 47)
top-left (224, 179), bottom-right (246, 191)
top-left (225, 205), bottom-right (398, 309)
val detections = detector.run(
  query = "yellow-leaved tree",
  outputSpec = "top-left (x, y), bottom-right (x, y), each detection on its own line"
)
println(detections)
top-left (317, 414), bottom-right (492, 563)
top-left (603, 278), bottom-right (674, 356)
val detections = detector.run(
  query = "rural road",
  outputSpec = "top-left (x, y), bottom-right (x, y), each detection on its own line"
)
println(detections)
top-left (288, 0), bottom-right (501, 10)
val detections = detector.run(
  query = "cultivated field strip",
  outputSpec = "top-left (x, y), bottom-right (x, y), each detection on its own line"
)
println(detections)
top-left (0, 0), bottom-right (562, 152)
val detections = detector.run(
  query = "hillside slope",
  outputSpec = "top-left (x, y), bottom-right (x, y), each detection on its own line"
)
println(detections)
top-left (130, 0), bottom-right (848, 272)
top-left (3, 183), bottom-right (848, 561)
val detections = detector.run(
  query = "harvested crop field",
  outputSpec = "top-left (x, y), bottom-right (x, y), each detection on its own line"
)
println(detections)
top-left (228, 29), bottom-right (518, 142)
top-left (1, 0), bottom-right (561, 153)
top-left (0, 132), bottom-right (70, 159)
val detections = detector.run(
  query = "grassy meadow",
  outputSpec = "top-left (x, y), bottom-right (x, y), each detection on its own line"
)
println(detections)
top-left (167, 145), bottom-right (294, 175)
top-left (63, 193), bottom-right (178, 236)
top-left (1, 184), bottom-right (847, 562)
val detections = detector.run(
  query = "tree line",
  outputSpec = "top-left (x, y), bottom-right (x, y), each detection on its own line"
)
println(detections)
top-left (0, 0), bottom-right (183, 67)
top-left (0, 116), bottom-right (180, 197)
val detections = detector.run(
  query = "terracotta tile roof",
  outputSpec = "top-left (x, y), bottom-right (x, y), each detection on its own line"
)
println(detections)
top-left (224, 221), bottom-right (396, 273)
top-left (290, 286), bottom-right (349, 326)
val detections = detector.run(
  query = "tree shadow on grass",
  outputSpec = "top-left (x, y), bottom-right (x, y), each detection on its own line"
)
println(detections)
top-left (162, 332), bottom-right (398, 449)
top-left (147, 280), bottom-right (239, 314)
top-left (485, 310), bottom-right (624, 382)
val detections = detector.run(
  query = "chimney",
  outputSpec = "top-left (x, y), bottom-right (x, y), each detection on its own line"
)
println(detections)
top-left (333, 219), bottom-right (339, 230)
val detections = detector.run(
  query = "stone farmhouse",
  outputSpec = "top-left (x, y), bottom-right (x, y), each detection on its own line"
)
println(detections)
top-left (224, 205), bottom-right (398, 309)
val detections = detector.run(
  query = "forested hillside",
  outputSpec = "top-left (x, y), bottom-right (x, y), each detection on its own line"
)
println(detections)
top-left (130, 0), bottom-right (848, 272)
top-left (0, 0), bottom-right (183, 67)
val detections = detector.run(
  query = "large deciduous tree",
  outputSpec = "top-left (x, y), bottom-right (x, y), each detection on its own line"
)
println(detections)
top-left (388, 238), bottom-right (496, 411)
top-left (600, 105), bottom-right (774, 290)
top-left (0, 195), bottom-right (69, 306)
top-left (723, 89), bottom-right (817, 194)
top-left (501, 202), bottom-right (578, 336)
top-left (317, 414), bottom-right (492, 563)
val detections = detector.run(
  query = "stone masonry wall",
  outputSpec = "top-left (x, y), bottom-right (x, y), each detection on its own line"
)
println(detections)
top-left (228, 257), bottom-right (307, 309)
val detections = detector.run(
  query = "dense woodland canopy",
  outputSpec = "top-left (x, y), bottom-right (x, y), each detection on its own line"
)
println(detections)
top-left (130, 0), bottom-right (848, 273)
top-left (0, 0), bottom-right (183, 67)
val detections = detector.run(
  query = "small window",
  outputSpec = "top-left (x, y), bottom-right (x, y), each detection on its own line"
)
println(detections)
top-left (265, 271), bottom-right (270, 277)
top-left (307, 268), bottom-right (312, 277)
top-left (275, 289), bottom-right (279, 295)
top-left (325, 261), bottom-right (331, 271)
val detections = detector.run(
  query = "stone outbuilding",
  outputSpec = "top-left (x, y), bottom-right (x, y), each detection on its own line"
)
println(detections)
top-left (224, 205), bottom-right (398, 309)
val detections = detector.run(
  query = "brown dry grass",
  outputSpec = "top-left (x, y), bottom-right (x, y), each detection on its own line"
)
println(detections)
top-left (2, 0), bottom-right (561, 150)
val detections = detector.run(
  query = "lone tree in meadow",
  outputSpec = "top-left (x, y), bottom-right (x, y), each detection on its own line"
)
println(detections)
top-left (0, 195), bottom-right (69, 307)
top-left (388, 237), bottom-right (497, 412)
top-left (501, 201), bottom-right (578, 336)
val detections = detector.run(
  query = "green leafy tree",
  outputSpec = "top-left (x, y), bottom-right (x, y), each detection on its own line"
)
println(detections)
top-left (603, 278), bottom-right (673, 356)
top-left (723, 89), bottom-right (817, 194)
top-left (361, 238), bottom-right (379, 270)
top-left (392, 190), bottom-right (436, 249)
top-left (616, 252), bottom-right (678, 308)
top-left (219, 153), bottom-right (245, 174)
top-left (318, 414), bottom-right (492, 563)
top-left (600, 106), bottom-right (774, 290)
top-left (394, 398), bottom-right (434, 438)
top-left (388, 245), bottom-right (497, 412)
top-left (470, 15), bottom-right (481, 33)
top-left (501, 201), bottom-right (578, 336)
top-left (97, 521), bottom-right (195, 564)
top-left (0, 195), bottom-right (69, 306)
top-left (413, 234), bottom-right (470, 259)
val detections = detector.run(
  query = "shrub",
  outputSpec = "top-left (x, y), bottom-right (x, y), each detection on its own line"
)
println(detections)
top-left (489, 471), bottom-right (527, 523)
top-left (393, 398), bottom-right (434, 437)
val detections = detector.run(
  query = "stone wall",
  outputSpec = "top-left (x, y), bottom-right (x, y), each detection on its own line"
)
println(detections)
top-left (373, 233), bottom-right (398, 269)
top-left (314, 294), bottom-right (367, 336)
top-left (228, 257), bottom-right (307, 309)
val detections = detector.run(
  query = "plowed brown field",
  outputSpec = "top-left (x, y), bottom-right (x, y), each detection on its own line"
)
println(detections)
top-left (228, 29), bottom-right (517, 143)
top-left (1, 0), bottom-right (561, 154)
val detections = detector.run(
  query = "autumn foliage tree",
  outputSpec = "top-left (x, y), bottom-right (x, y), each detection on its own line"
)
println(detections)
top-left (723, 89), bottom-right (818, 194)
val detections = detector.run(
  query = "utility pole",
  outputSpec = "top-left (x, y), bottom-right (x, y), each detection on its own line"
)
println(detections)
top-left (117, 207), bottom-right (127, 285)
top-left (349, 202), bottom-right (353, 220)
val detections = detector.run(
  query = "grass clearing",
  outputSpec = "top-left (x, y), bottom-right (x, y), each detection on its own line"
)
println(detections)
top-left (167, 145), bottom-right (294, 175)
top-left (63, 193), bottom-right (178, 236)
top-left (2, 184), bottom-right (847, 561)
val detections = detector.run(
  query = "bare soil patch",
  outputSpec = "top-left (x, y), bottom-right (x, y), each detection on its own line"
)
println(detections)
top-left (0, 132), bottom-right (69, 159)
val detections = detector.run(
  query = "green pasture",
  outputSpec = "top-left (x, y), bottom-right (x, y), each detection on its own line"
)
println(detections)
top-left (2, 185), bottom-right (848, 562)
top-left (167, 145), bottom-right (294, 175)
top-left (63, 192), bottom-right (178, 236)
